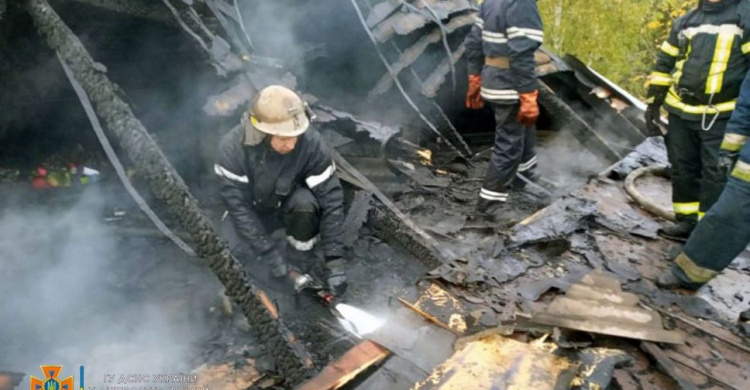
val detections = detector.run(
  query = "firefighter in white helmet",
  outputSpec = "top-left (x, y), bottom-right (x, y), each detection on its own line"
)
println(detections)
top-left (215, 85), bottom-right (347, 296)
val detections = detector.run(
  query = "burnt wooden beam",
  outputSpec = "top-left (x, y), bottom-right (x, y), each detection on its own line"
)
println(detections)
top-left (573, 83), bottom-right (646, 147)
top-left (640, 342), bottom-right (699, 390)
top-left (539, 81), bottom-right (623, 163)
top-left (24, 0), bottom-right (313, 384)
top-left (368, 13), bottom-right (475, 100)
top-left (329, 149), bottom-right (448, 268)
top-left (421, 45), bottom-right (466, 98)
top-left (64, 0), bottom-right (174, 24)
top-left (296, 340), bottom-right (391, 390)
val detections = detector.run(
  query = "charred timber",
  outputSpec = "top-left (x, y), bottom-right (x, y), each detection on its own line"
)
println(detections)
top-left (368, 13), bottom-right (475, 100)
top-left (538, 82), bottom-right (623, 162)
top-left (24, 0), bottom-right (312, 383)
top-left (64, 0), bottom-right (174, 24)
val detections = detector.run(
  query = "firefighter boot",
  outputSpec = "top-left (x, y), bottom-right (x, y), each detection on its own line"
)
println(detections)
top-left (656, 272), bottom-right (684, 290)
top-left (475, 197), bottom-right (509, 223)
top-left (658, 216), bottom-right (697, 242)
top-left (656, 268), bottom-right (703, 291)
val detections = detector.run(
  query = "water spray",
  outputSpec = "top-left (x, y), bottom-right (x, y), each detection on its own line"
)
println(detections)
top-left (289, 270), bottom-right (384, 337)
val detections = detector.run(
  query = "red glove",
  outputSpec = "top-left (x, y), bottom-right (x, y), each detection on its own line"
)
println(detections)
top-left (466, 75), bottom-right (484, 109)
top-left (517, 90), bottom-right (539, 127)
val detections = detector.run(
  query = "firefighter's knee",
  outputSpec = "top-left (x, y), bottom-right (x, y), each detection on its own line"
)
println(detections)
top-left (284, 188), bottom-right (320, 251)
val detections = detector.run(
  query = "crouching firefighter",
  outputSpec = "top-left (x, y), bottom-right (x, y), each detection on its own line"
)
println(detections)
top-left (657, 68), bottom-right (750, 290)
top-left (645, 0), bottom-right (750, 241)
top-left (464, 0), bottom-right (544, 219)
top-left (215, 85), bottom-right (348, 296)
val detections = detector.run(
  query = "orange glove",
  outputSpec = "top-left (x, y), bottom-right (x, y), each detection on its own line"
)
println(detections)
top-left (466, 75), bottom-right (484, 109)
top-left (517, 90), bottom-right (539, 128)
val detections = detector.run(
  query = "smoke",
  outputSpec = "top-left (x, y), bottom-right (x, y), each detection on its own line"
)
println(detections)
top-left (537, 129), bottom-right (610, 192)
top-left (0, 186), bottom-right (220, 388)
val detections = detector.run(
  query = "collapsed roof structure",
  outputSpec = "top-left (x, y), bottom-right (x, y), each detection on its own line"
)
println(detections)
top-left (0, 1), bottom-right (748, 389)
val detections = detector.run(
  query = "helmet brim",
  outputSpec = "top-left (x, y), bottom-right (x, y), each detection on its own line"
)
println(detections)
top-left (252, 115), bottom-right (309, 137)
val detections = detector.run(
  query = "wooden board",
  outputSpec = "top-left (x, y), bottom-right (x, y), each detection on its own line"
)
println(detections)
top-left (413, 334), bottom-right (576, 390)
top-left (296, 340), bottom-right (390, 390)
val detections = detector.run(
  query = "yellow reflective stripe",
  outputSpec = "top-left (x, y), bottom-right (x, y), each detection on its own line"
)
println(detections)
top-left (665, 89), bottom-right (736, 114)
top-left (675, 253), bottom-right (718, 283)
top-left (743, 41), bottom-right (750, 54)
top-left (673, 41), bottom-right (692, 86)
top-left (731, 160), bottom-right (750, 182)
top-left (673, 202), bottom-right (700, 215)
top-left (698, 211), bottom-right (705, 221)
top-left (720, 133), bottom-right (748, 152)
top-left (706, 33), bottom-right (735, 94)
top-left (661, 41), bottom-right (680, 57)
top-left (648, 72), bottom-right (673, 86)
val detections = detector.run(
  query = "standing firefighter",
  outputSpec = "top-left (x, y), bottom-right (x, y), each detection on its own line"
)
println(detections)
top-left (464, 0), bottom-right (543, 219)
top-left (657, 69), bottom-right (750, 291)
top-left (645, 0), bottom-right (750, 240)
top-left (215, 85), bottom-right (348, 296)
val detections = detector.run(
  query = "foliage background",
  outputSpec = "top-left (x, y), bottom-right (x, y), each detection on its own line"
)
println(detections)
top-left (537, 0), bottom-right (694, 97)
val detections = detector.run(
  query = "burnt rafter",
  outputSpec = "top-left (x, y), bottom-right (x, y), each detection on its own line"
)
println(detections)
top-left (368, 13), bottom-right (475, 100)
top-left (24, 0), bottom-right (314, 383)
top-left (352, 0), bottom-right (472, 158)
top-left (370, 0), bottom-right (474, 43)
top-left (65, 0), bottom-right (174, 24)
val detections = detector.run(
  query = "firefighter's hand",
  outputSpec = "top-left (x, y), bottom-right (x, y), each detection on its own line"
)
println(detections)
top-left (325, 258), bottom-right (348, 297)
top-left (466, 75), bottom-right (484, 109)
top-left (645, 104), bottom-right (665, 137)
top-left (517, 90), bottom-right (539, 128)
top-left (718, 149), bottom-right (739, 177)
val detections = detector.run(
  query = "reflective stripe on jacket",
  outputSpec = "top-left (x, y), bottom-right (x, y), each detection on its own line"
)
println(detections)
top-left (647, 0), bottom-right (750, 120)
top-left (464, 0), bottom-right (543, 103)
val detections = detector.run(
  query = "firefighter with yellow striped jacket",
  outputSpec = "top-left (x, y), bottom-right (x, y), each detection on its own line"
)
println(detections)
top-left (657, 68), bottom-right (750, 291)
top-left (215, 86), bottom-right (347, 296)
top-left (646, 0), bottom-right (750, 240)
top-left (464, 0), bottom-right (543, 219)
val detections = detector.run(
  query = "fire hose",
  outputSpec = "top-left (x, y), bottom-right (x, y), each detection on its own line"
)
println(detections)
top-left (623, 164), bottom-right (676, 222)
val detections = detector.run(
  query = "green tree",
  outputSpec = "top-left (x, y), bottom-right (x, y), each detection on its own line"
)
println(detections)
top-left (538, 0), bottom-right (693, 97)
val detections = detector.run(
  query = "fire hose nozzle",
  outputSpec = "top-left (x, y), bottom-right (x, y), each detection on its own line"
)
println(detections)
top-left (293, 273), bottom-right (314, 292)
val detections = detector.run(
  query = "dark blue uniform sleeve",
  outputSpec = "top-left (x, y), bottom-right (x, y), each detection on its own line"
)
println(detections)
top-left (722, 70), bottom-right (750, 152)
top-left (646, 18), bottom-right (682, 103)
top-left (505, 0), bottom-right (543, 93)
top-left (215, 129), bottom-right (275, 255)
top-left (464, 17), bottom-right (484, 76)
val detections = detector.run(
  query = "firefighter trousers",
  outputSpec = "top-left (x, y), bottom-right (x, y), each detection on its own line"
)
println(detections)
top-left (225, 187), bottom-right (321, 259)
top-left (672, 174), bottom-right (750, 286)
top-left (479, 103), bottom-right (537, 203)
top-left (665, 114), bottom-right (728, 220)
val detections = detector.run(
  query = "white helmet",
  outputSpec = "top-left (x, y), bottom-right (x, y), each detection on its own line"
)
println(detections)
top-left (246, 85), bottom-right (310, 138)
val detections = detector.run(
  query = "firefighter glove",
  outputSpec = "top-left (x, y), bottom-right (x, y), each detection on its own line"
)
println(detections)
top-left (466, 75), bottom-right (484, 109)
top-left (325, 258), bottom-right (348, 297)
top-left (517, 90), bottom-right (539, 128)
top-left (645, 104), bottom-right (665, 137)
top-left (718, 149), bottom-right (739, 177)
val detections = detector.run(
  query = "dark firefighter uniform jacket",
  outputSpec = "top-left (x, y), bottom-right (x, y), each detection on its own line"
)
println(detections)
top-left (215, 125), bottom-right (344, 260)
top-left (721, 69), bottom-right (750, 182)
top-left (675, 70), bottom-right (750, 285)
top-left (464, 0), bottom-right (543, 103)
top-left (648, 0), bottom-right (750, 120)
